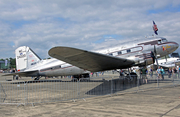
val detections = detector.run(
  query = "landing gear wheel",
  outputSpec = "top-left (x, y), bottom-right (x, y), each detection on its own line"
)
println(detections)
top-left (34, 77), bottom-right (40, 80)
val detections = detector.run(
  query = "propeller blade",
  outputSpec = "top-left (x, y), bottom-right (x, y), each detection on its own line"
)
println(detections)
top-left (154, 45), bottom-right (159, 69)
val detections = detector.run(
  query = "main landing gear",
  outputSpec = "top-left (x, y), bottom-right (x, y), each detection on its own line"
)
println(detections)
top-left (34, 76), bottom-right (41, 80)
top-left (119, 69), bottom-right (138, 83)
top-left (72, 73), bottom-right (90, 82)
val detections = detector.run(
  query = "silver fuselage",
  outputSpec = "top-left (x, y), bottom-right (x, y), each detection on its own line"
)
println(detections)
top-left (25, 37), bottom-right (179, 77)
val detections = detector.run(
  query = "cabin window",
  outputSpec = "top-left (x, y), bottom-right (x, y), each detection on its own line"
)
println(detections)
top-left (161, 38), bottom-right (167, 43)
top-left (118, 51), bottom-right (122, 55)
top-left (127, 49), bottom-right (131, 53)
top-left (131, 47), bottom-right (142, 52)
top-left (158, 40), bottom-right (161, 44)
top-left (108, 53), bottom-right (113, 56)
top-left (116, 46), bottom-right (142, 56)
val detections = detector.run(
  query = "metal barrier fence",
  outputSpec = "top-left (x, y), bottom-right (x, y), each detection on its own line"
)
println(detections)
top-left (0, 73), bottom-right (180, 105)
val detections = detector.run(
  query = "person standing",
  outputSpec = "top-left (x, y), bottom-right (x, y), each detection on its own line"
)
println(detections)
top-left (168, 68), bottom-right (172, 78)
top-left (133, 68), bottom-right (136, 73)
top-left (91, 72), bottom-right (94, 77)
top-left (177, 66), bottom-right (179, 78)
top-left (172, 67), bottom-right (177, 78)
top-left (149, 67), bottom-right (153, 78)
top-left (12, 68), bottom-right (16, 80)
top-left (156, 66), bottom-right (161, 79)
top-left (141, 67), bottom-right (147, 84)
top-left (120, 69), bottom-right (124, 76)
top-left (161, 67), bottom-right (165, 80)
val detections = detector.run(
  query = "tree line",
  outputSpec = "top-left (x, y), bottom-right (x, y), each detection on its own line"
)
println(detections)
top-left (0, 57), bottom-right (51, 69)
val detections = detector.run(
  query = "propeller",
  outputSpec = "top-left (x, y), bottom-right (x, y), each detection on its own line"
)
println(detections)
top-left (153, 45), bottom-right (159, 70)
top-left (165, 55), bottom-right (167, 63)
top-left (154, 45), bottom-right (160, 88)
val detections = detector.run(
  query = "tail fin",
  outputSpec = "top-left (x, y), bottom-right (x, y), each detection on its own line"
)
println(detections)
top-left (15, 46), bottom-right (41, 71)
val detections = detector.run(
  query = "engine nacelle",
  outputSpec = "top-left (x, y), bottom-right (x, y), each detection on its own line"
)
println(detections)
top-left (143, 58), bottom-right (154, 66)
top-left (133, 51), bottom-right (155, 67)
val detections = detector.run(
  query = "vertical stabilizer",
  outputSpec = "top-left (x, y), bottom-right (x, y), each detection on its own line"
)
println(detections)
top-left (15, 46), bottom-right (41, 71)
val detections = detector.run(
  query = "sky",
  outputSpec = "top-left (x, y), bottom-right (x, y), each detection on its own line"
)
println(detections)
top-left (0, 0), bottom-right (180, 59)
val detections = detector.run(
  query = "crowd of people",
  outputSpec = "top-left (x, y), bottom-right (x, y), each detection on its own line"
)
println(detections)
top-left (90, 66), bottom-right (180, 82)
top-left (138, 66), bottom-right (180, 84)
top-left (9, 68), bottom-right (19, 80)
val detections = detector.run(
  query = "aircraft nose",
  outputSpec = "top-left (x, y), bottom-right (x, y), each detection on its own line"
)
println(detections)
top-left (174, 42), bottom-right (179, 49)
top-left (170, 42), bottom-right (179, 53)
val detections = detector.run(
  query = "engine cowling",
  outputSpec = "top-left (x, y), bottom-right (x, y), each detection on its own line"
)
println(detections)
top-left (145, 57), bottom-right (154, 65)
top-left (134, 51), bottom-right (155, 67)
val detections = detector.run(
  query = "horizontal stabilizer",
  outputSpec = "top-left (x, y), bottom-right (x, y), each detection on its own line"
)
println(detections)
top-left (3, 70), bottom-right (38, 77)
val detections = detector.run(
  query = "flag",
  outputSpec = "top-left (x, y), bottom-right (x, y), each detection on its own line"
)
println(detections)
top-left (5, 60), bottom-right (8, 66)
top-left (153, 21), bottom-right (158, 35)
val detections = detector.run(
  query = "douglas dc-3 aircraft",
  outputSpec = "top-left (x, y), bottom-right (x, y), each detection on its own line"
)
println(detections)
top-left (4, 37), bottom-right (179, 80)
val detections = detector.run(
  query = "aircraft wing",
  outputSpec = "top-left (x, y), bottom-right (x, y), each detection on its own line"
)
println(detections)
top-left (159, 64), bottom-right (175, 68)
top-left (48, 46), bottom-right (135, 72)
top-left (3, 70), bottom-right (38, 77)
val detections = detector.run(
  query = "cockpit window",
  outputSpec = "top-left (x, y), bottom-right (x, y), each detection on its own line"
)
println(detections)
top-left (158, 40), bottom-right (161, 44)
top-left (161, 38), bottom-right (167, 43)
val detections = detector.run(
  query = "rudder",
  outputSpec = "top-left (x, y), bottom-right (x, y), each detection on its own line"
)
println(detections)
top-left (15, 46), bottom-right (41, 71)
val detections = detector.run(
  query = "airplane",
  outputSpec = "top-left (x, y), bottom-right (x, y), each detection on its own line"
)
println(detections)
top-left (4, 37), bottom-right (179, 80)
top-left (48, 37), bottom-right (179, 73)
top-left (151, 57), bottom-right (180, 69)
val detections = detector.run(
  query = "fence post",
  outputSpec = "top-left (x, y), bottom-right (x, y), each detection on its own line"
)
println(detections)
top-left (111, 76), bottom-right (113, 95)
top-left (77, 79), bottom-right (79, 100)
top-left (24, 81), bottom-right (28, 105)
top-left (157, 75), bottom-right (159, 88)
top-left (137, 75), bottom-right (139, 92)
top-left (173, 74), bottom-right (175, 86)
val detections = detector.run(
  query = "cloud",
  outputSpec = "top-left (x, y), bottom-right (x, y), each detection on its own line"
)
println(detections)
top-left (0, 0), bottom-right (179, 59)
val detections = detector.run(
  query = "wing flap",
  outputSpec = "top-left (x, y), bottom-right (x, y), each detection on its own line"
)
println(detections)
top-left (48, 47), bottom-right (135, 72)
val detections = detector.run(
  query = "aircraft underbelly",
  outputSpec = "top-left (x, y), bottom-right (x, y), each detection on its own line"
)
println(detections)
top-left (63, 66), bottom-right (86, 75)
top-left (41, 66), bottom-right (87, 76)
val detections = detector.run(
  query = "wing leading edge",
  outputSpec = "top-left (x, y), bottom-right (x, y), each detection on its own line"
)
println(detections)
top-left (48, 46), bottom-right (135, 72)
